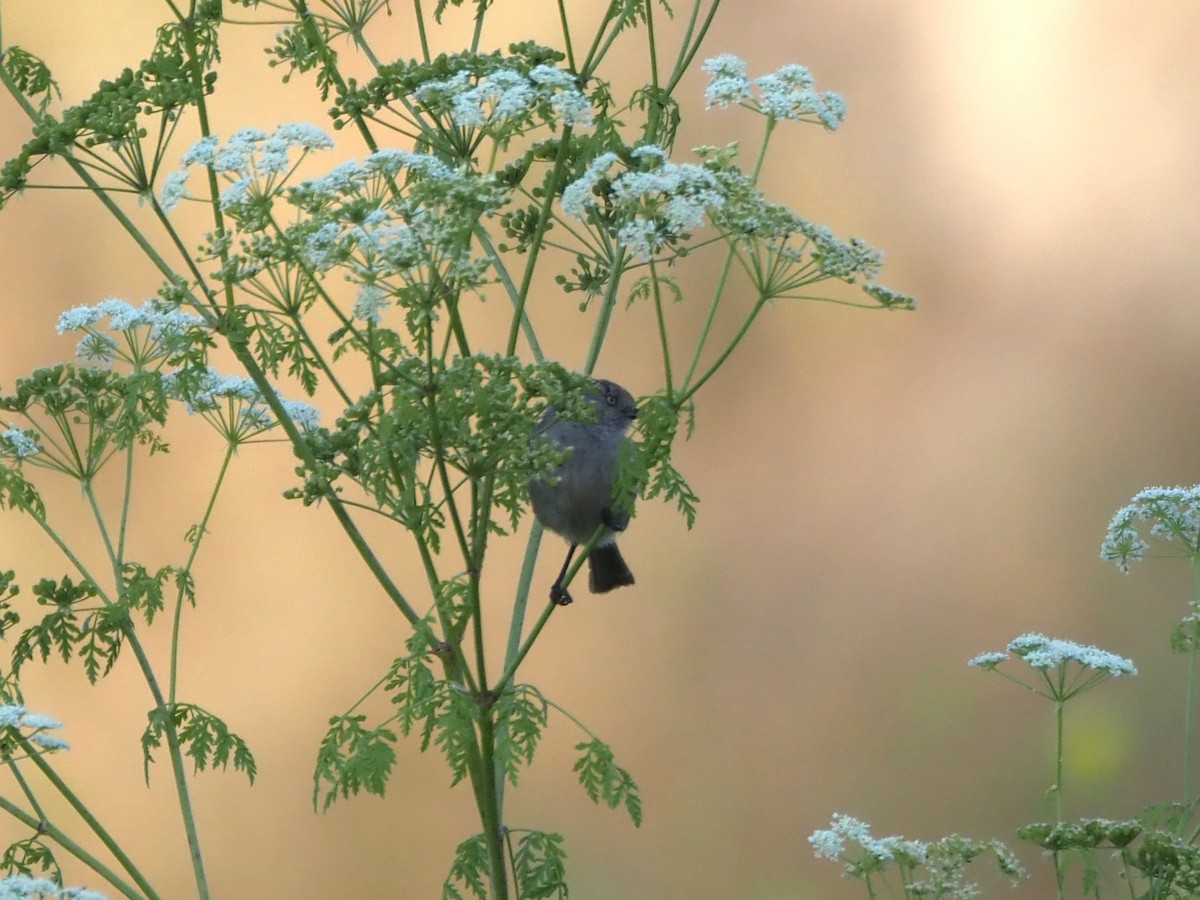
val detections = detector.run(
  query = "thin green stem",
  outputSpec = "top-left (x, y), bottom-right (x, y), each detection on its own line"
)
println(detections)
top-left (583, 249), bottom-right (628, 374)
top-left (680, 293), bottom-right (768, 404)
top-left (649, 259), bottom-right (674, 396)
top-left (680, 118), bottom-right (775, 394)
top-left (0, 792), bottom-right (151, 900)
top-left (504, 523), bottom-right (544, 674)
top-left (1054, 696), bottom-right (1065, 823)
top-left (495, 601), bottom-right (557, 697)
top-left (412, 0), bottom-right (430, 62)
top-left (556, 0), bottom-right (576, 71)
top-left (505, 129), bottom-right (576, 358)
top-left (22, 747), bottom-right (161, 899)
top-left (1187, 555), bottom-right (1200, 809)
top-left (170, 443), bottom-right (235, 703)
top-left (73, 483), bottom-right (209, 897)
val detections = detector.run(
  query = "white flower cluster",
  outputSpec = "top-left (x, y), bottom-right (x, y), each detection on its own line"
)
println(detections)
top-left (55, 298), bottom-right (205, 364)
top-left (796, 218), bottom-right (884, 283)
top-left (414, 63), bottom-right (593, 129)
top-left (0, 876), bottom-right (106, 900)
top-left (161, 123), bottom-right (334, 212)
top-left (0, 704), bottom-right (69, 752)
top-left (562, 146), bottom-right (726, 261)
top-left (291, 149), bottom-right (503, 321)
top-left (969, 633), bottom-right (1137, 677)
top-left (809, 814), bottom-right (929, 863)
top-left (163, 368), bottom-right (321, 436)
top-left (1101, 485), bottom-right (1200, 573)
top-left (1, 428), bottom-right (39, 460)
top-left (702, 55), bottom-right (846, 130)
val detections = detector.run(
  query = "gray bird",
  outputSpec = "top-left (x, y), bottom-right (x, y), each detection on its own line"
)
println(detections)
top-left (528, 379), bottom-right (639, 605)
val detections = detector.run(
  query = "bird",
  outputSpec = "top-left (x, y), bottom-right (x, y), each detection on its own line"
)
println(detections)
top-left (528, 379), bottom-right (639, 605)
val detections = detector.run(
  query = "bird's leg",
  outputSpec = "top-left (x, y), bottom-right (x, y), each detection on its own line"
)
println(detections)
top-left (550, 544), bottom-right (577, 605)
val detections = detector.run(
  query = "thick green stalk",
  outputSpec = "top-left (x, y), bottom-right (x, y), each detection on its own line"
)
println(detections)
top-left (476, 713), bottom-right (510, 900)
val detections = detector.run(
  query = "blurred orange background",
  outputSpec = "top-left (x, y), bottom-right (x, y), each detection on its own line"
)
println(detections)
top-left (2, 1), bottom-right (1198, 897)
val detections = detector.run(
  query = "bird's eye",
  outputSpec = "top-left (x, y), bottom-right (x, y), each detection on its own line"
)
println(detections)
top-left (605, 394), bottom-right (617, 406)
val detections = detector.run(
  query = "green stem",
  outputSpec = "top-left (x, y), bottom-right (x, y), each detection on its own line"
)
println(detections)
top-left (476, 713), bottom-right (510, 900)
top-left (583, 249), bottom-right (628, 374)
top-left (74, 484), bottom-right (209, 898)
top-left (505, 130), bottom-right (575, 359)
top-left (1187, 556), bottom-right (1200, 810)
top-left (504, 523), bottom-right (544, 674)
top-left (649, 259), bottom-right (674, 396)
top-left (0, 792), bottom-right (151, 900)
top-left (495, 601), bottom-right (557, 696)
top-left (680, 293), bottom-right (768, 404)
top-left (1054, 696), bottom-right (1065, 823)
top-left (21, 747), bottom-right (161, 898)
top-left (170, 444), bottom-right (235, 703)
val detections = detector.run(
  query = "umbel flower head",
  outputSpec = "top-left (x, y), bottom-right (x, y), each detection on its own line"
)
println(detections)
top-left (970, 633), bottom-right (1136, 704)
top-left (1101, 485), bottom-right (1200, 573)
top-left (701, 55), bottom-right (846, 129)
top-left (969, 633), bottom-right (1137, 677)
top-left (809, 813), bottom-right (1027, 892)
top-left (56, 298), bottom-right (205, 367)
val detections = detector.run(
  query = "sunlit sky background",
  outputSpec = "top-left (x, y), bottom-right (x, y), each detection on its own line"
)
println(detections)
top-left (3, 2), bottom-right (1200, 897)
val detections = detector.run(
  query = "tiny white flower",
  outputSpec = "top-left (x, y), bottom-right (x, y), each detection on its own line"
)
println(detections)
top-left (1101, 486), bottom-right (1200, 573)
top-left (181, 134), bottom-right (220, 167)
top-left (56, 304), bottom-right (106, 334)
top-left (561, 152), bottom-right (618, 217)
top-left (219, 177), bottom-right (253, 210)
top-left (2, 428), bottom-right (40, 459)
top-left (273, 122), bottom-right (334, 151)
top-left (353, 283), bottom-right (390, 324)
top-left (19, 712), bottom-right (62, 730)
top-left (808, 827), bottom-right (844, 860)
top-left (701, 54), bottom-right (752, 108)
top-left (214, 128), bottom-right (269, 173)
top-left (29, 733), bottom-right (70, 751)
top-left (1007, 633), bottom-right (1137, 677)
top-left (282, 399), bottom-right (322, 431)
top-left (160, 168), bottom-right (192, 212)
top-left (967, 651), bottom-right (1008, 669)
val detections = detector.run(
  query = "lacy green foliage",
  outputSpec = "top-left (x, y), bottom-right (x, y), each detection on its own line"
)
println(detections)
top-left (492, 685), bottom-right (548, 787)
top-left (142, 703), bottom-right (256, 786)
top-left (286, 357), bottom-right (606, 541)
top-left (511, 831), bottom-right (568, 900)
top-left (312, 714), bottom-right (398, 811)
top-left (632, 393), bottom-right (697, 527)
top-left (8, 564), bottom-right (183, 686)
top-left (0, 47), bottom-right (59, 114)
top-left (443, 829), bottom-right (568, 900)
top-left (444, 833), bottom-right (489, 900)
top-left (9, 577), bottom-right (119, 685)
top-left (573, 738), bottom-right (642, 827)
top-left (0, 837), bottom-right (59, 879)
